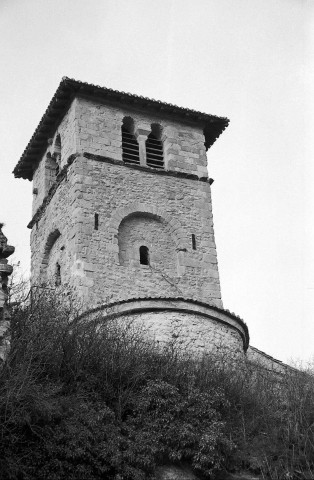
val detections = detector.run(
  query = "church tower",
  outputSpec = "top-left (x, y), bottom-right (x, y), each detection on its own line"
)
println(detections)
top-left (14, 78), bottom-right (249, 354)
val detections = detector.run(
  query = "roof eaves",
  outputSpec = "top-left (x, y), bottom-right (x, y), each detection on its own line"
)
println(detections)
top-left (13, 77), bottom-right (230, 180)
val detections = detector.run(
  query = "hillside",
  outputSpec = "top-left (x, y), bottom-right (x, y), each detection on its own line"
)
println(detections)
top-left (0, 291), bottom-right (313, 480)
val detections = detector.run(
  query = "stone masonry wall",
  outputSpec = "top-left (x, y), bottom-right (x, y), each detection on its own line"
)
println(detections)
top-left (30, 96), bottom-right (222, 310)
top-left (68, 156), bottom-right (222, 309)
top-left (30, 171), bottom-right (75, 288)
top-left (31, 154), bottom-right (222, 309)
top-left (76, 96), bottom-right (209, 177)
top-left (57, 98), bottom-right (78, 170)
top-left (116, 310), bottom-right (244, 356)
top-left (247, 346), bottom-right (293, 375)
top-left (118, 215), bottom-right (177, 272)
top-left (32, 100), bottom-right (77, 217)
top-left (32, 155), bottom-right (48, 215)
top-left (83, 298), bottom-right (248, 356)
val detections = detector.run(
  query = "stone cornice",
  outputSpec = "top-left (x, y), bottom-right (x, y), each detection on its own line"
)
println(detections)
top-left (83, 152), bottom-right (212, 183)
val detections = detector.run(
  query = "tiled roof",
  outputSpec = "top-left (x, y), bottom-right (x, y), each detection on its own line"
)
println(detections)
top-left (13, 77), bottom-right (229, 180)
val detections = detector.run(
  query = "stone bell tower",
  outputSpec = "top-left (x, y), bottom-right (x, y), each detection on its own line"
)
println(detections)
top-left (13, 78), bottom-right (249, 355)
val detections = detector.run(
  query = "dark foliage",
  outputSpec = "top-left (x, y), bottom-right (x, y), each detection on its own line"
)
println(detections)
top-left (0, 291), bottom-right (232, 479)
top-left (0, 290), bottom-right (313, 479)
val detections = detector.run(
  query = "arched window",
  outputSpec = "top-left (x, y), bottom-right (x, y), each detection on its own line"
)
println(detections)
top-left (53, 134), bottom-right (62, 175)
top-left (122, 117), bottom-right (140, 165)
top-left (41, 229), bottom-right (61, 281)
top-left (139, 245), bottom-right (150, 265)
top-left (146, 123), bottom-right (164, 169)
top-left (54, 134), bottom-right (61, 156)
top-left (45, 153), bottom-right (59, 191)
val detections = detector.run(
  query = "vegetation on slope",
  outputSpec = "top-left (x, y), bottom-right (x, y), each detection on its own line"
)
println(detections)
top-left (0, 290), bottom-right (313, 479)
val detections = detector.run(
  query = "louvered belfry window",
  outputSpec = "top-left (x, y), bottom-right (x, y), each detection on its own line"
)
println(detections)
top-left (146, 124), bottom-right (164, 169)
top-left (122, 117), bottom-right (140, 165)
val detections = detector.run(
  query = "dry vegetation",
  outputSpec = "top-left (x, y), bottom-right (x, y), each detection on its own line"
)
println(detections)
top-left (0, 289), bottom-right (313, 479)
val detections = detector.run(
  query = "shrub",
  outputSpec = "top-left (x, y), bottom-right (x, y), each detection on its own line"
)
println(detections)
top-left (0, 289), bottom-right (313, 479)
top-left (0, 290), bottom-right (232, 479)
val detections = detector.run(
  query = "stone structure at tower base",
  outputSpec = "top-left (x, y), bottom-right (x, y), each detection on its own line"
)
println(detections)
top-left (81, 296), bottom-right (249, 358)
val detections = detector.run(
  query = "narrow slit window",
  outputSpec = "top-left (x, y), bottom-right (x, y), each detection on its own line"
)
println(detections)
top-left (146, 123), bottom-right (164, 169)
top-left (192, 234), bottom-right (196, 250)
top-left (139, 245), bottom-right (150, 265)
top-left (54, 134), bottom-right (62, 173)
top-left (94, 213), bottom-right (99, 230)
top-left (122, 117), bottom-right (140, 165)
top-left (55, 134), bottom-right (61, 156)
top-left (55, 262), bottom-right (61, 286)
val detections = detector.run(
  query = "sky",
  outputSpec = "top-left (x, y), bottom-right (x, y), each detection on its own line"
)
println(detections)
top-left (0, 0), bottom-right (313, 364)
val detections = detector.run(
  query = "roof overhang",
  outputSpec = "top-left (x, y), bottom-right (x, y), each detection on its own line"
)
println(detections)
top-left (13, 77), bottom-right (230, 180)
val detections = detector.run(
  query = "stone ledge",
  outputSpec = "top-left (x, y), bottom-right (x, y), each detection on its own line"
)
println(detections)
top-left (83, 152), bottom-right (211, 183)
top-left (78, 296), bottom-right (249, 351)
top-left (27, 152), bottom-right (213, 230)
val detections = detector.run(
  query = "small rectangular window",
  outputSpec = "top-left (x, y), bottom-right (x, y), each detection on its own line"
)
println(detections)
top-left (94, 213), bottom-right (99, 230)
top-left (192, 234), bottom-right (196, 250)
top-left (140, 245), bottom-right (150, 265)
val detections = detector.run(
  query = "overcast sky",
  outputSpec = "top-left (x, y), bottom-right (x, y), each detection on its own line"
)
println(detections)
top-left (0, 0), bottom-right (313, 364)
